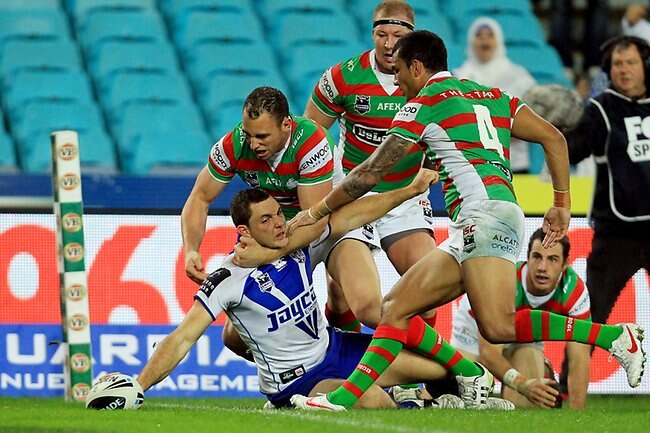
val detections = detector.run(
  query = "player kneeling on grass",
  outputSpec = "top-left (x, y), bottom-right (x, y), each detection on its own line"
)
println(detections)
top-left (135, 169), bottom-right (478, 409)
top-left (451, 229), bottom-right (591, 408)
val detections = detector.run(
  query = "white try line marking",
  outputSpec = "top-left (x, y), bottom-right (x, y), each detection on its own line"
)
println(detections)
top-left (146, 402), bottom-right (456, 433)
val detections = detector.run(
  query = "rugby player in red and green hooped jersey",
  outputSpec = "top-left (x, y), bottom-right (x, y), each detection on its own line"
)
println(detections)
top-left (304, 0), bottom-right (438, 336)
top-left (452, 228), bottom-right (591, 409)
top-left (183, 87), bottom-right (341, 288)
top-left (289, 31), bottom-right (645, 411)
top-left (182, 87), bottom-right (346, 356)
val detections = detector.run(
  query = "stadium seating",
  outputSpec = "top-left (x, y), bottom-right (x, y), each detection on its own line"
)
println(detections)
top-left (508, 45), bottom-right (572, 87)
top-left (0, 10), bottom-right (71, 53)
top-left (72, 0), bottom-right (156, 31)
top-left (0, 127), bottom-right (18, 173)
top-left (103, 72), bottom-right (193, 122)
top-left (127, 129), bottom-right (212, 175)
top-left (172, 8), bottom-right (264, 53)
top-left (0, 0), bottom-right (569, 175)
top-left (261, 0), bottom-right (345, 34)
top-left (274, 14), bottom-right (361, 51)
top-left (90, 40), bottom-right (180, 93)
top-left (0, 39), bottom-right (83, 81)
top-left (186, 43), bottom-right (281, 91)
top-left (116, 102), bottom-right (206, 169)
top-left (0, 0), bottom-right (60, 12)
top-left (81, 10), bottom-right (168, 58)
top-left (160, 0), bottom-right (253, 25)
top-left (3, 70), bottom-right (94, 123)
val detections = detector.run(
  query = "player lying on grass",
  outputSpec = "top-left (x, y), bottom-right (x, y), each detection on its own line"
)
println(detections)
top-left (451, 229), bottom-right (591, 409)
top-left (136, 169), bottom-right (510, 409)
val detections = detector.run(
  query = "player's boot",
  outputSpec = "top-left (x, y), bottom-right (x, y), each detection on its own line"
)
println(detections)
top-left (262, 401), bottom-right (277, 410)
top-left (456, 362), bottom-right (493, 409)
top-left (485, 397), bottom-right (515, 411)
top-left (389, 385), bottom-right (424, 409)
top-left (609, 323), bottom-right (646, 387)
top-left (290, 394), bottom-right (346, 412)
top-left (430, 394), bottom-right (465, 409)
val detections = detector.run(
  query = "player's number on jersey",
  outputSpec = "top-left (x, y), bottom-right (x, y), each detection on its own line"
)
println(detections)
top-left (473, 105), bottom-right (505, 160)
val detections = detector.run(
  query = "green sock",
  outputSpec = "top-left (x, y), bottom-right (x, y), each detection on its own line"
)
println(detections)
top-left (516, 310), bottom-right (623, 349)
top-left (328, 326), bottom-right (406, 408)
top-left (405, 316), bottom-right (482, 377)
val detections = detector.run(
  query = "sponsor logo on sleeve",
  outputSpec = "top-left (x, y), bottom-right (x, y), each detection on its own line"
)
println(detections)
top-left (394, 103), bottom-right (421, 122)
top-left (318, 70), bottom-right (338, 102)
top-left (298, 141), bottom-right (332, 172)
top-left (210, 141), bottom-right (230, 172)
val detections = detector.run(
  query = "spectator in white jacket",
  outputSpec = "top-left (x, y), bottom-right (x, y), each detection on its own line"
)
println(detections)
top-left (454, 16), bottom-right (537, 173)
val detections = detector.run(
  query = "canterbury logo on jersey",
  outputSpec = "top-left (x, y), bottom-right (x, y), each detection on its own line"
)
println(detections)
top-left (267, 289), bottom-right (319, 338)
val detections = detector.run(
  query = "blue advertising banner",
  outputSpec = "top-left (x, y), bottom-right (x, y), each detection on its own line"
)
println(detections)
top-left (0, 324), bottom-right (261, 398)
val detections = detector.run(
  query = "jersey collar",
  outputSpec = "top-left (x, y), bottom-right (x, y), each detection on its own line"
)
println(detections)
top-left (369, 49), bottom-right (400, 95)
top-left (425, 71), bottom-right (453, 85)
top-left (266, 120), bottom-right (294, 171)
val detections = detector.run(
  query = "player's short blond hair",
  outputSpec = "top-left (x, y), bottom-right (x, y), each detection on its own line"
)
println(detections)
top-left (373, 0), bottom-right (415, 25)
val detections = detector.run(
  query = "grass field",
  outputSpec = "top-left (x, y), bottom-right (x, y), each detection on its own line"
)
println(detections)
top-left (2, 395), bottom-right (650, 433)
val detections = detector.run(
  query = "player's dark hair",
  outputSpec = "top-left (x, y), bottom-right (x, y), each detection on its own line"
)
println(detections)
top-left (527, 228), bottom-right (570, 262)
top-left (243, 87), bottom-right (290, 124)
top-left (394, 30), bottom-right (447, 73)
top-left (230, 189), bottom-right (272, 226)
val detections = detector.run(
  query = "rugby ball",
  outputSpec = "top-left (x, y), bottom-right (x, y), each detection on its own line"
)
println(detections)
top-left (85, 373), bottom-right (144, 410)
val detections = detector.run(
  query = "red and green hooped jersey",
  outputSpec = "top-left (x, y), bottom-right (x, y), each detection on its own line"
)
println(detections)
top-left (207, 116), bottom-right (336, 219)
top-left (310, 49), bottom-right (423, 192)
top-left (388, 73), bottom-right (523, 220)
top-left (515, 262), bottom-right (591, 320)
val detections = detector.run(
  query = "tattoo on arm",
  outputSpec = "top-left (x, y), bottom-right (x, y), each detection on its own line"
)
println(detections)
top-left (342, 135), bottom-right (413, 199)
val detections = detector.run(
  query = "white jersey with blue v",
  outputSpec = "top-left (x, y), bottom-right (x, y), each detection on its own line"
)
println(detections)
top-left (194, 246), bottom-right (328, 395)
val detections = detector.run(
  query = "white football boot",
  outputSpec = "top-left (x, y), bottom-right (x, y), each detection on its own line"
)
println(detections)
top-left (290, 394), bottom-right (346, 412)
top-left (609, 323), bottom-right (646, 387)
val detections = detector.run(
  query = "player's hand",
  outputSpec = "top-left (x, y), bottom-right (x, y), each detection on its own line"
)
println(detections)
top-left (541, 206), bottom-right (570, 248)
top-left (185, 250), bottom-right (208, 284)
top-left (233, 236), bottom-right (268, 267)
top-left (409, 168), bottom-right (439, 195)
top-left (520, 378), bottom-right (560, 409)
top-left (287, 209), bottom-right (319, 236)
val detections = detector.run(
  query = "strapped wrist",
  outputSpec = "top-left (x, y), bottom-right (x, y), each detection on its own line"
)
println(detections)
top-left (503, 368), bottom-right (522, 390)
top-left (553, 189), bottom-right (571, 209)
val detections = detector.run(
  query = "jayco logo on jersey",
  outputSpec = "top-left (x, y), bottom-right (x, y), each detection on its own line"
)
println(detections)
top-left (252, 270), bottom-right (275, 292)
top-left (266, 289), bottom-right (319, 339)
top-left (394, 103), bottom-right (421, 122)
top-left (624, 116), bottom-right (650, 162)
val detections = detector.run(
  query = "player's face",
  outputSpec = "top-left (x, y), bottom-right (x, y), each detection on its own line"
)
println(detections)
top-left (525, 240), bottom-right (567, 296)
top-left (241, 112), bottom-right (291, 160)
top-left (245, 198), bottom-right (288, 249)
top-left (372, 13), bottom-right (413, 74)
top-left (392, 54), bottom-right (419, 100)
top-left (610, 45), bottom-right (647, 98)
top-left (473, 27), bottom-right (497, 63)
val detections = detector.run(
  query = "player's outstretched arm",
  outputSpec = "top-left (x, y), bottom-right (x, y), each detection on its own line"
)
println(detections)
top-left (137, 301), bottom-right (212, 391)
top-left (512, 105), bottom-right (571, 247)
top-left (329, 168), bottom-right (438, 238)
top-left (566, 342), bottom-right (591, 409)
top-left (478, 333), bottom-right (559, 408)
top-left (287, 134), bottom-right (416, 235)
top-left (182, 167), bottom-right (228, 284)
top-left (234, 169), bottom-right (438, 268)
